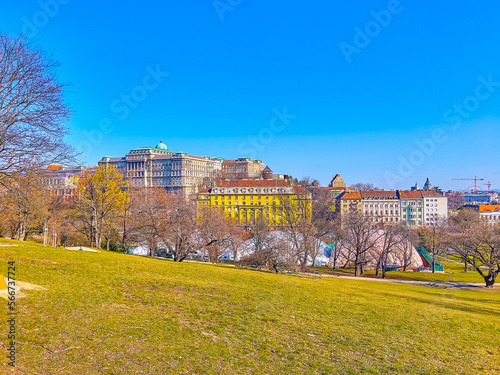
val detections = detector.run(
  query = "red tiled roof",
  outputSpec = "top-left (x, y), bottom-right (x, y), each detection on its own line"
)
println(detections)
top-left (216, 179), bottom-right (289, 188)
top-left (47, 165), bottom-right (62, 171)
top-left (398, 190), bottom-right (423, 199)
top-left (339, 191), bottom-right (361, 200)
top-left (294, 186), bottom-right (307, 193)
top-left (360, 191), bottom-right (397, 198)
top-left (420, 190), bottom-right (443, 197)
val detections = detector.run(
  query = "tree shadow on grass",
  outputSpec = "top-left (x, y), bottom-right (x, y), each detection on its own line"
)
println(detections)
top-left (377, 288), bottom-right (500, 317)
top-left (409, 288), bottom-right (500, 305)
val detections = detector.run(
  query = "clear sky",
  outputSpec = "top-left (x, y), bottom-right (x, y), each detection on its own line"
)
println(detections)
top-left (1, 1), bottom-right (500, 191)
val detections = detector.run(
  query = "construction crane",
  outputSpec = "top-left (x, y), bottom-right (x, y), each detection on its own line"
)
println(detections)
top-left (484, 181), bottom-right (492, 193)
top-left (452, 176), bottom-right (484, 192)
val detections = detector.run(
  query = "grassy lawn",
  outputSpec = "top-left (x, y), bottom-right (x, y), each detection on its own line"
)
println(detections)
top-left (1, 240), bottom-right (499, 374)
top-left (313, 258), bottom-right (486, 284)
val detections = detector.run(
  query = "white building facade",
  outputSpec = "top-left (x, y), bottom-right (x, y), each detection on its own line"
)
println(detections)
top-left (399, 190), bottom-right (447, 226)
top-left (361, 191), bottom-right (401, 223)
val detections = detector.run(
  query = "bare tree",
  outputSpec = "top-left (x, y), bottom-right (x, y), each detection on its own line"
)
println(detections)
top-left (0, 171), bottom-right (49, 240)
top-left (156, 194), bottom-right (198, 262)
top-left (262, 234), bottom-right (295, 273)
top-left (72, 164), bottom-right (128, 248)
top-left (128, 188), bottom-right (167, 256)
top-left (447, 193), bottom-right (466, 210)
top-left (417, 216), bottom-right (448, 273)
top-left (448, 209), bottom-right (500, 287)
top-left (375, 223), bottom-right (404, 278)
top-left (328, 216), bottom-right (346, 269)
top-left (277, 190), bottom-right (313, 271)
top-left (397, 224), bottom-right (418, 271)
top-left (0, 33), bottom-right (73, 177)
top-left (198, 207), bottom-right (241, 263)
top-left (340, 212), bottom-right (383, 276)
top-left (350, 183), bottom-right (377, 192)
top-left (225, 224), bottom-right (247, 263)
top-left (244, 217), bottom-right (272, 268)
top-left (243, 218), bottom-right (295, 273)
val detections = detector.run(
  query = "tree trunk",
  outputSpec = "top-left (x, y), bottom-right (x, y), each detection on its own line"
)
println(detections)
top-left (484, 270), bottom-right (498, 288)
top-left (122, 208), bottom-right (127, 253)
top-left (354, 252), bottom-right (360, 276)
top-left (432, 253), bottom-right (436, 273)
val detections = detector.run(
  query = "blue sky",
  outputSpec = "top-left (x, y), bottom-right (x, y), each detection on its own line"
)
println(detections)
top-left (1, 1), bottom-right (500, 190)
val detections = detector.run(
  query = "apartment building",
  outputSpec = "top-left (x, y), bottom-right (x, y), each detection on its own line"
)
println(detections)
top-left (337, 190), bottom-right (448, 226)
top-left (197, 179), bottom-right (311, 228)
top-left (221, 158), bottom-right (266, 180)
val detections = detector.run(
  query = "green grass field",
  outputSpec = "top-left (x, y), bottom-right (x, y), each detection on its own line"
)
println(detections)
top-left (312, 258), bottom-right (486, 284)
top-left (1, 240), bottom-right (499, 374)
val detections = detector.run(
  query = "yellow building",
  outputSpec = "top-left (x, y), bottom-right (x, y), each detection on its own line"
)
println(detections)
top-left (197, 180), bottom-right (311, 227)
top-left (336, 191), bottom-right (362, 216)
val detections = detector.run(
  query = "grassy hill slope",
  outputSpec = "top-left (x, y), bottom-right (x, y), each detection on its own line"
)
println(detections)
top-left (1, 240), bottom-right (499, 374)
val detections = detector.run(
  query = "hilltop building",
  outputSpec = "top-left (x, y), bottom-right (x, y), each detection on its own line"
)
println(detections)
top-left (329, 174), bottom-right (345, 188)
top-left (99, 140), bottom-right (223, 196)
top-left (319, 173), bottom-right (351, 199)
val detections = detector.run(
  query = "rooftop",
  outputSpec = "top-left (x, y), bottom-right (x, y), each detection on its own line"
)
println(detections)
top-left (217, 179), bottom-right (289, 188)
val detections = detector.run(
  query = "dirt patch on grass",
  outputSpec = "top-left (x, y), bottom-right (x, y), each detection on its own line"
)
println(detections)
top-left (0, 280), bottom-right (46, 300)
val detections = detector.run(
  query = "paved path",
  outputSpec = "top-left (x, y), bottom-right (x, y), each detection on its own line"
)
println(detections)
top-left (65, 246), bottom-right (100, 252)
top-left (320, 273), bottom-right (491, 289)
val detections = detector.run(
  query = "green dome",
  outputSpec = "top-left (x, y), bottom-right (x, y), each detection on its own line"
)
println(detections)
top-left (156, 140), bottom-right (168, 150)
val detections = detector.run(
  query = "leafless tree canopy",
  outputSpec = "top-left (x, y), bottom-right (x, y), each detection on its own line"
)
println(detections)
top-left (447, 194), bottom-right (466, 210)
top-left (417, 216), bottom-right (448, 273)
top-left (448, 209), bottom-right (500, 287)
top-left (0, 33), bottom-right (73, 176)
top-left (350, 183), bottom-right (377, 191)
top-left (0, 171), bottom-right (49, 240)
top-left (340, 212), bottom-right (384, 276)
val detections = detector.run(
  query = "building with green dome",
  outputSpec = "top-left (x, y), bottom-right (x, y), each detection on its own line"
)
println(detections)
top-left (99, 140), bottom-right (223, 196)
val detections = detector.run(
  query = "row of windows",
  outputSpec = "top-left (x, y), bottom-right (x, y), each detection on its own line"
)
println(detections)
top-left (366, 211), bottom-right (399, 216)
top-left (214, 195), bottom-right (277, 200)
top-left (364, 204), bottom-right (400, 208)
top-left (212, 187), bottom-right (288, 194)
